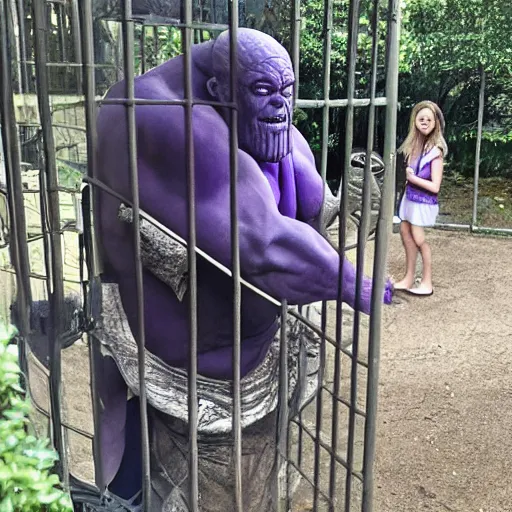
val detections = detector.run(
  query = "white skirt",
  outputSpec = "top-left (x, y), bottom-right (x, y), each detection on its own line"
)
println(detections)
top-left (399, 196), bottom-right (438, 227)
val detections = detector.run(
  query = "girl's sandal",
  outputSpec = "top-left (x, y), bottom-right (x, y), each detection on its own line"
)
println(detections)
top-left (405, 287), bottom-right (434, 297)
top-left (393, 282), bottom-right (413, 291)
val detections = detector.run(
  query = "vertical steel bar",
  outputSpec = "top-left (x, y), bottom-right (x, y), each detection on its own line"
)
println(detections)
top-left (313, 0), bottom-right (333, 508)
top-left (471, 65), bottom-right (485, 230)
top-left (312, 304), bottom-right (327, 511)
top-left (7, 0), bottom-right (22, 94)
top-left (348, 1), bottom-right (380, 509)
top-left (313, 0), bottom-right (333, 511)
top-left (277, 302), bottom-right (290, 512)
top-left (56, 3), bottom-right (67, 63)
top-left (120, 1), bottom-right (151, 508)
top-left (238, 0), bottom-right (245, 26)
top-left (140, 26), bottom-right (147, 74)
top-left (342, 0), bottom-right (362, 509)
top-left (153, 26), bottom-right (159, 66)
top-left (362, 0), bottom-right (400, 510)
top-left (0, 0), bottom-right (31, 380)
top-left (15, 0), bottom-right (29, 92)
top-left (70, 0), bottom-right (82, 66)
top-left (227, 2), bottom-right (242, 510)
top-left (31, 0), bottom-right (68, 483)
top-left (319, 0), bottom-right (333, 188)
top-left (78, 0), bottom-right (105, 491)
top-left (291, 0), bottom-right (301, 103)
top-left (182, 0), bottom-right (199, 509)
top-left (326, 1), bottom-right (344, 509)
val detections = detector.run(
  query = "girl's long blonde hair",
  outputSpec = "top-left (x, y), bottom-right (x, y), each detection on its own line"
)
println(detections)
top-left (399, 101), bottom-right (448, 162)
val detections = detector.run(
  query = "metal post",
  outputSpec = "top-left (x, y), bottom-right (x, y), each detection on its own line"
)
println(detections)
top-left (15, 0), bottom-right (29, 92)
top-left (78, 0), bottom-right (105, 492)
top-left (182, 0), bottom-right (199, 509)
top-left (277, 301), bottom-right (289, 512)
top-left (341, 0), bottom-right (363, 508)
top-left (313, 0), bottom-right (333, 508)
top-left (32, 0), bottom-right (69, 484)
top-left (362, 0), bottom-right (400, 510)
top-left (0, 0), bottom-right (31, 377)
top-left (7, 0), bottom-right (22, 94)
top-left (291, 0), bottom-right (301, 104)
top-left (471, 65), bottom-right (485, 231)
top-left (344, 0), bottom-right (381, 507)
top-left (227, 1), bottom-right (243, 510)
top-left (120, 1), bottom-right (151, 508)
top-left (70, 0), bottom-right (82, 66)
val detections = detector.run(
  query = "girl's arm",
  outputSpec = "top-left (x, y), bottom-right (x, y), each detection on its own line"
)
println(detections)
top-left (406, 156), bottom-right (444, 194)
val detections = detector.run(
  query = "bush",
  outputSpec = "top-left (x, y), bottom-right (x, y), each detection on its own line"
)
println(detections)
top-left (0, 324), bottom-right (73, 512)
top-left (448, 134), bottom-right (512, 179)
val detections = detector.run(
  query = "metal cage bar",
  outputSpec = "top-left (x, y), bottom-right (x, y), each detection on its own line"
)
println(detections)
top-left (362, 0), bottom-right (400, 510)
top-left (0, 0), bottom-right (32, 381)
top-left (312, 0), bottom-right (333, 507)
top-left (227, 1), bottom-right (244, 510)
top-left (339, 0), bottom-right (363, 509)
top-left (472, 65), bottom-right (485, 230)
top-left (182, 2), bottom-right (200, 510)
top-left (78, 0), bottom-right (105, 492)
top-left (0, 1), bottom-right (405, 511)
top-left (32, 0), bottom-right (69, 484)
top-left (15, 0), bottom-right (30, 93)
top-left (122, 0), bottom-right (152, 510)
top-left (120, 2), bottom-right (152, 508)
top-left (345, 0), bottom-right (383, 508)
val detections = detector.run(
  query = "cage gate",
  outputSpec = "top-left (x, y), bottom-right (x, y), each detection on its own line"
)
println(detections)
top-left (0, 0), bottom-right (399, 511)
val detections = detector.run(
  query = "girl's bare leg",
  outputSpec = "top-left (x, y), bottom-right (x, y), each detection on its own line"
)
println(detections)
top-left (411, 225), bottom-right (433, 292)
top-left (395, 221), bottom-right (417, 289)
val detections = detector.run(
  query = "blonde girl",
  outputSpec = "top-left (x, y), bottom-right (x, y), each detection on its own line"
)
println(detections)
top-left (395, 101), bottom-right (448, 296)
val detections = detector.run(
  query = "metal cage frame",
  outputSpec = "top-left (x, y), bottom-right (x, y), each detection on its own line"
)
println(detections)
top-left (0, 0), bottom-right (400, 510)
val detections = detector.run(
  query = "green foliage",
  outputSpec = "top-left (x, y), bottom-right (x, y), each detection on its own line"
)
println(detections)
top-left (268, 0), bottom-right (512, 178)
top-left (134, 25), bottom-right (213, 73)
top-left (0, 325), bottom-right (73, 512)
top-left (134, 25), bottom-right (184, 72)
top-left (402, 0), bottom-right (512, 74)
top-left (398, 0), bottom-right (512, 177)
top-left (268, 0), bottom-right (391, 178)
top-left (57, 163), bottom-right (82, 191)
top-left (124, 0), bottom-right (512, 179)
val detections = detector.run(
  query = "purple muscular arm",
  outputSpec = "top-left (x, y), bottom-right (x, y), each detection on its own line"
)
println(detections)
top-left (132, 99), bottom-right (391, 314)
top-left (291, 125), bottom-right (392, 310)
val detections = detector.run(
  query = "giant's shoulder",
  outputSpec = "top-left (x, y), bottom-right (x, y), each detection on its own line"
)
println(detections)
top-left (105, 58), bottom-right (184, 100)
top-left (291, 125), bottom-right (316, 164)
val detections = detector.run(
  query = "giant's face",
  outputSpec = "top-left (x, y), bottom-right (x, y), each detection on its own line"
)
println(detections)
top-left (236, 58), bottom-right (294, 162)
top-left (211, 30), bottom-right (295, 163)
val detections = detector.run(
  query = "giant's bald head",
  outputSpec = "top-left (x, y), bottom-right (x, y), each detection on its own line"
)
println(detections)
top-left (207, 29), bottom-right (295, 162)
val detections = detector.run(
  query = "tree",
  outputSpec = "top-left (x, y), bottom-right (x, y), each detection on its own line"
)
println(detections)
top-left (399, 0), bottom-right (512, 176)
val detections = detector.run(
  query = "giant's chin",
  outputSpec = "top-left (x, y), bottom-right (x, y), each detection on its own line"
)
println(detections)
top-left (242, 121), bottom-right (292, 163)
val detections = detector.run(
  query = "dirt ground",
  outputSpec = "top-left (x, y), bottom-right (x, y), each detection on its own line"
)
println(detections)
top-left (375, 230), bottom-right (512, 512)
top-left (3, 219), bottom-right (512, 511)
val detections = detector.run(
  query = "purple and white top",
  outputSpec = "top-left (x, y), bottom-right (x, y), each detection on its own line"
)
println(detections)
top-left (406, 146), bottom-right (442, 205)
